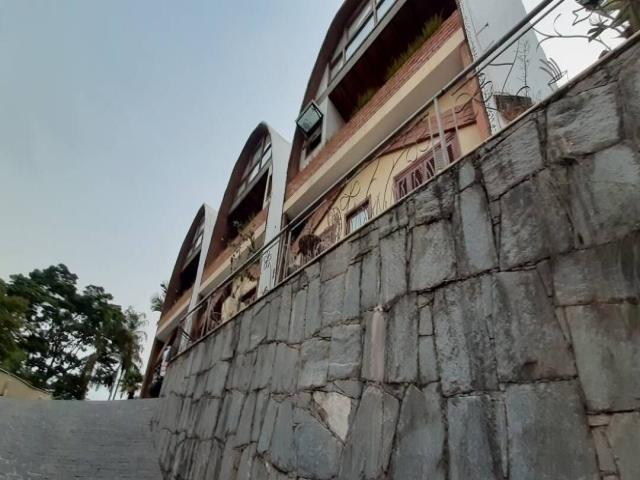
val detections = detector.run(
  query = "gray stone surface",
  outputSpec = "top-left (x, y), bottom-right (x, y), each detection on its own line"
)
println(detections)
top-left (454, 183), bottom-right (497, 275)
top-left (362, 309), bottom-right (386, 382)
top-left (447, 395), bottom-right (504, 480)
top-left (418, 336), bottom-right (438, 385)
top-left (499, 170), bottom-right (572, 269)
top-left (552, 234), bottom-right (640, 306)
top-left (270, 400), bottom-right (296, 472)
top-left (547, 83), bottom-right (620, 158)
top-left (569, 144), bottom-right (640, 247)
top-left (0, 399), bottom-right (162, 480)
top-left (321, 273), bottom-right (345, 327)
top-left (480, 119), bottom-right (544, 199)
top-left (294, 409), bottom-right (341, 480)
top-left (607, 412), bottom-right (640, 480)
top-left (298, 338), bottom-right (329, 389)
top-left (380, 228), bottom-right (407, 303)
top-left (360, 247), bottom-right (380, 310)
top-left (252, 343), bottom-right (276, 390)
top-left (328, 324), bottom-right (362, 380)
top-left (493, 270), bottom-right (576, 382)
top-left (289, 287), bottom-right (307, 344)
top-left (339, 386), bottom-right (399, 480)
top-left (505, 381), bottom-right (599, 480)
top-left (343, 262), bottom-right (361, 319)
top-left (566, 303), bottom-right (640, 412)
top-left (434, 277), bottom-right (497, 395)
top-left (385, 295), bottom-right (418, 383)
top-left (272, 343), bottom-right (298, 393)
top-left (390, 384), bottom-right (445, 480)
top-left (410, 221), bottom-right (457, 291)
top-left (305, 277), bottom-right (322, 338)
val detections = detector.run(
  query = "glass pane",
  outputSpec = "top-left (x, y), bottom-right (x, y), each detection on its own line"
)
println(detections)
top-left (248, 162), bottom-right (261, 182)
top-left (376, 0), bottom-right (394, 20)
top-left (346, 15), bottom-right (374, 60)
top-left (261, 144), bottom-right (272, 166)
top-left (297, 103), bottom-right (323, 134)
top-left (329, 52), bottom-right (344, 80)
top-left (349, 207), bottom-right (369, 232)
top-left (348, 2), bottom-right (373, 39)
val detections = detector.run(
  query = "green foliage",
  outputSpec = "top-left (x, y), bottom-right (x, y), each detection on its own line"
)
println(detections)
top-left (2, 264), bottom-right (146, 400)
top-left (0, 279), bottom-right (28, 370)
top-left (579, 0), bottom-right (640, 38)
top-left (150, 281), bottom-right (168, 313)
top-left (385, 14), bottom-right (444, 82)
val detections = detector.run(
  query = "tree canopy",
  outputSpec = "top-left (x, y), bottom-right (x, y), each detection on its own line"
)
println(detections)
top-left (0, 264), bottom-right (146, 400)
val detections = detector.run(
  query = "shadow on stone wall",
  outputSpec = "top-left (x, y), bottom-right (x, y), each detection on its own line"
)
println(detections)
top-left (153, 36), bottom-right (640, 480)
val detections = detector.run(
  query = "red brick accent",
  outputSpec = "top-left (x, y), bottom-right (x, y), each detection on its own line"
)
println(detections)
top-left (286, 11), bottom-right (463, 200)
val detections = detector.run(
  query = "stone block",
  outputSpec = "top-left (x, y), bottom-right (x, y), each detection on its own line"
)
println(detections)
top-left (304, 277), bottom-right (321, 338)
top-left (235, 392), bottom-right (256, 446)
top-left (275, 284), bottom-right (292, 341)
top-left (390, 384), bottom-right (445, 480)
top-left (258, 398), bottom-right (278, 454)
top-left (360, 248), bottom-right (380, 311)
top-left (313, 391), bottom-right (352, 441)
top-left (249, 302), bottom-right (269, 351)
top-left (230, 351), bottom-right (256, 392)
top-left (251, 343), bottom-right (276, 391)
top-left (447, 395), bottom-right (505, 480)
top-left (271, 343), bottom-right (298, 393)
top-left (410, 221), bottom-right (457, 291)
top-left (298, 338), bottom-right (329, 389)
top-left (218, 440), bottom-right (240, 480)
top-left (566, 303), bottom-right (640, 412)
top-left (418, 336), bottom-right (438, 384)
top-left (434, 276), bottom-right (497, 396)
top-left (385, 295), bottom-right (418, 383)
top-left (343, 262), bottom-right (361, 319)
top-left (220, 323), bottom-right (238, 360)
top-left (413, 179), bottom-right (443, 224)
top-left (328, 324), bottom-right (362, 380)
top-left (270, 400), bottom-right (296, 472)
top-left (204, 361), bottom-right (230, 398)
top-left (493, 271), bottom-right (576, 382)
top-left (251, 389), bottom-right (269, 442)
top-left (236, 313), bottom-right (252, 354)
top-left (620, 53), bottom-right (640, 148)
top-left (321, 241), bottom-right (349, 281)
top-left (458, 161), bottom-right (478, 190)
top-left (294, 409), bottom-right (342, 480)
top-left (380, 228), bottom-right (407, 303)
top-left (419, 300), bottom-right (433, 335)
top-left (553, 235), bottom-right (640, 306)
top-left (289, 288), bottom-right (307, 344)
top-left (568, 144), bottom-right (640, 247)
top-left (362, 309), bottom-right (386, 382)
top-left (236, 444), bottom-right (256, 480)
top-left (480, 119), bottom-right (544, 200)
top-left (321, 273), bottom-right (345, 327)
top-left (547, 83), bottom-right (620, 159)
top-left (608, 412), bottom-right (640, 480)
top-left (499, 170), bottom-right (572, 269)
top-left (454, 183), bottom-right (498, 276)
top-left (505, 381), bottom-right (599, 480)
top-left (338, 386), bottom-right (399, 480)
top-left (592, 426), bottom-right (617, 475)
top-left (266, 296), bottom-right (280, 341)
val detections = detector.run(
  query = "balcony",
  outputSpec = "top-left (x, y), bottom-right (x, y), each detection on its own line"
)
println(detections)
top-left (326, 0), bottom-right (457, 120)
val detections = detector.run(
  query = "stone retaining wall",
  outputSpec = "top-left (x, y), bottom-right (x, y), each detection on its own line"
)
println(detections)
top-left (153, 37), bottom-right (640, 480)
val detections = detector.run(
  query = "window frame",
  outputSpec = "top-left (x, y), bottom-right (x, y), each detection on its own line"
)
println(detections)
top-left (345, 197), bottom-right (372, 234)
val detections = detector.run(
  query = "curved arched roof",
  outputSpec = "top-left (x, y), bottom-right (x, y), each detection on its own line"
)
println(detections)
top-left (287, 0), bottom-right (363, 182)
top-left (162, 203), bottom-right (216, 316)
top-left (203, 122), bottom-right (290, 272)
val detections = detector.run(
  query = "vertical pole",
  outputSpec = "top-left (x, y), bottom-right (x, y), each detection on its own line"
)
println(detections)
top-left (433, 96), bottom-right (450, 171)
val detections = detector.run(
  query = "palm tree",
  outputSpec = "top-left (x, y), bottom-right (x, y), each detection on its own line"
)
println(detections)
top-left (109, 308), bottom-right (147, 400)
top-left (578, 0), bottom-right (640, 38)
top-left (150, 282), bottom-right (168, 313)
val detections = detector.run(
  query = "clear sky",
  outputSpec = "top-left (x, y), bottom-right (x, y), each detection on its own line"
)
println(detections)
top-left (0, 0), bottom-right (341, 399)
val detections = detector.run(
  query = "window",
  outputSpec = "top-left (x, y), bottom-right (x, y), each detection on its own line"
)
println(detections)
top-left (393, 133), bottom-right (460, 201)
top-left (330, 0), bottom-right (397, 77)
top-left (235, 136), bottom-right (272, 203)
top-left (296, 102), bottom-right (323, 136)
top-left (346, 200), bottom-right (371, 234)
